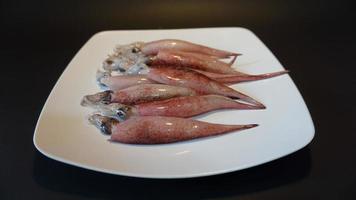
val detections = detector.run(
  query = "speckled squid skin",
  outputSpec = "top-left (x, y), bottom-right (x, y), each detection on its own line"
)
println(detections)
top-left (141, 39), bottom-right (238, 58)
top-left (101, 75), bottom-right (157, 90)
top-left (135, 95), bottom-right (263, 117)
top-left (152, 50), bottom-right (239, 74)
top-left (111, 84), bottom-right (200, 105)
top-left (147, 67), bottom-right (264, 106)
top-left (110, 116), bottom-right (257, 144)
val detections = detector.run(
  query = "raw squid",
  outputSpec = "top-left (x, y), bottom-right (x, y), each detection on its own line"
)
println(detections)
top-left (147, 67), bottom-right (264, 106)
top-left (88, 114), bottom-right (257, 144)
top-left (83, 95), bottom-right (264, 121)
top-left (103, 39), bottom-right (238, 73)
top-left (81, 84), bottom-right (200, 106)
top-left (136, 39), bottom-right (239, 58)
top-left (98, 65), bottom-right (263, 106)
top-left (103, 46), bottom-right (287, 83)
top-left (149, 50), bottom-right (240, 74)
top-left (97, 69), bottom-right (288, 90)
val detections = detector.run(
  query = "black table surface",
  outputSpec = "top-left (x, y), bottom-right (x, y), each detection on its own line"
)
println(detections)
top-left (1, 0), bottom-right (355, 199)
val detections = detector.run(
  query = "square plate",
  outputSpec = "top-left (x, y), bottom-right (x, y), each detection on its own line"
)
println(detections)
top-left (34, 27), bottom-right (314, 178)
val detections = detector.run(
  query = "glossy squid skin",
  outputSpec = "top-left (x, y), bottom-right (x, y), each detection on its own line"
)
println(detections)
top-left (168, 50), bottom-right (221, 61)
top-left (147, 67), bottom-right (264, 106)
top-left (102, 116), bottom-right (257, 144)
top-left (177, 50), bottom-right (238, 66)
top-left (150, 50), bottom-right (239, 74)
top-left (113, 84), bottom-right (200, 105)
top-left (81, 84), bottom-right (199, 106)
top-left (136, 95), bottom-right (263, 117)
top-left (141, 39), bottom-right (239, 58)
top-left (99, 69), bottom-right (288, 91)
top-left (100, 74), bottom-right (157, 90)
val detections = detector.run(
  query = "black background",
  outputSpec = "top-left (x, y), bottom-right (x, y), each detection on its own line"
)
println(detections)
top-left (1, 0), bottom-right (355, 199)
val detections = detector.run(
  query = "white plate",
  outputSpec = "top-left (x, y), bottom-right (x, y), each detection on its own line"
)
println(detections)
top-left (33, 27), bottom-right (314, 178)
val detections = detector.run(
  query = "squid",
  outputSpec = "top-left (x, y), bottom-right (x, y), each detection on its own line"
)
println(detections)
top-left (102, 43), bottom-right (288, 83)
top-left (149, 50), bottom-right (240, 74)
top-left (82, 95), bottom-right (264, 121)
top-left (147, 67), bottom-right (264, 106)
top-left (97, 66), bottom-right (263, 106)
top-left (113, 39), bottom-right (238, 58)
top-left (88, 114), bottom-right (258, 144)
top-left (81, 84), bottom-right (200, 106)
top-left (140, 39), bottom-right (239, 58)
top-left (97, 69), bottom-right (288, 91)
top-left (103, 39), bottom-right (239, 73)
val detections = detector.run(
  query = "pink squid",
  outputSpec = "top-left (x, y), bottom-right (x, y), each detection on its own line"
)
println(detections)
top-left (82, 95), bottom-right (263, 121)
top-left (103, 39), bottom-right (238, 73)
top-left (140, 39), bottom-right (239, 58)
top-left (81, 84), bottom-right (200, 106)
top-left (88, 114), bottom-right (258, 144)
top-left (103, 41), bottom-right (288, 84)
top-left (146, 66), bottom-right (264, 107)
top-left (97, 69), bottom-right (289, 91)
top-left (96, 66), bottom-right (264, 106)
top-left (149, 49), bottom-right (240, 74)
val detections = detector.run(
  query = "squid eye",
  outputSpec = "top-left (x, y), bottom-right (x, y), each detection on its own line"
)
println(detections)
top-left (106, 60), bottom-right (113, 65)
top-left (132, 47), bottom-right (140, 53)
top-left (116, 110), bottom-right (127, 120)
top-left (100, 123), bottom-right (110, 135)
top-left (118, 67), bottom-right (126, 72)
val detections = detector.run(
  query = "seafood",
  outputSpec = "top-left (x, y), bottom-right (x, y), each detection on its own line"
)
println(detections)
top-left (81, 84), bottom-right (200, 106)
top-left (147, 67), bottom-right (264, 106)
top-left (138, 39), bottom-right (239, 58)
top-left (103, 39), bottom-right (238, 73)
top-left (97, 70), bottom-right (157, 90)
top-left (97, 69), bottom-right (288, 90)
top-left (88, 114), bottom-right (257, 144)
top-left (103, 51), bottom-right (148, 74)
top-left (80, 39), bottom-right (291, 145)
top-left (150, 50), bottom-right (240, 74)
top-left (83, 95), bottom-right (264, 121)
top-left (102, 46), bottom-right (287, 84)
top-left (98, 64), bottom-right (263, 106)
